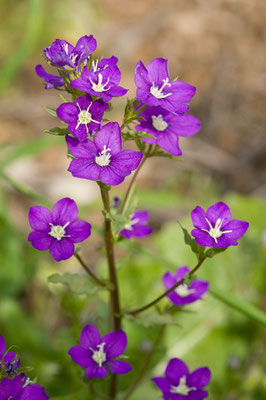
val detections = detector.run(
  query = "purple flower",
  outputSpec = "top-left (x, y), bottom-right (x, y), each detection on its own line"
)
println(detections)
top-left (68, 324), bottom-right (132, 379)
top-left (44, 35), bottom-right (97, 68)
top-left (136, 106), bottom-right (200, 156)
top-left (0, 374), bottom-right (49, 400)
top-left (35, 65), bottom-right (64, 89)
top-left (91, 56), bottom-right (118, 72)
top-left (70, 64), bottom-right (127, 101)
top-left (135, 58), bottom-right (196, 114)
top-left (113, 196), bottom-right (120, 208)
top-left (66, 122), bottom-right (143, 186)
top-left (28, 198), bottom-right (91, 262)
top-left (120, 211), bottom-right (152, 239)
top-left (56, 95), bottom-right (109, 141)
top-left (153, 358), bottom-right (211, 400)
top-left (0, 335), bottom-right (20, 376)
top-left (162, 267), bottom-right (209, 306)
top-left (191, 202), bottom-right (249, 248)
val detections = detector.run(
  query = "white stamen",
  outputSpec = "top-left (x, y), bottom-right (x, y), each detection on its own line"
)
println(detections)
top-left (201, 218), bottom-right (232, 243)
top-left (63, 43), bottom-right (69, 55)
top-left (95, 145), bottom-right (112, 166)
top-left (151, 114), bottom-right (168, 131)
top-left (176, 284), bottom-right (195, 298)
top-left (150, 78), bottom-right (172, 99)
top-left (70, 53), bottom-right (78, 64)
top-left (170, 376), bottom-right (196, 395)
top-left (92, 60), bottom-right (99, 72)
top-left (90, 343), bottom-right (106, 367)
top-left (49, 221), bottom-right (70, 241)
top-left (124, 217), bottom-right (139, 231)
top-left (76, 102), bottom-right (100, 134)
top-left (89, 73), bottom-right (110, 92)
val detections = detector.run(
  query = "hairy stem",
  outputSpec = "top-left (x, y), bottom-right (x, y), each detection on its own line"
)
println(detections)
top-left (126, 257), bottom-right (206, 316)
top-left (123, 325), bottom-right (166, 400)
top-left (120, 145), bottom-right (153, 214)
top-left (74, 253), bottom-right (106, 287)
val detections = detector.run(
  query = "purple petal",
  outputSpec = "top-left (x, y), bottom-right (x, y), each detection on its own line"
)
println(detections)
top-left (173, 114), bottom-right (201, 137)
top-left (107, 86), bottom-right (128, 97)
top-left (93, 366), bottom-right (109, 378)
top-left (156, 132), bottom-right (182, 156)
top-left (0, 335), bottom-right (6, 359)
top-left (222, 219), bottom-right (249, 240)
top-left (94, 123), bottom-right (122, 155)
top-left (68, 159), bottom-right (101, 181)
top-left (165, 358), bottom-right (189, 385)
top-left (51, 198), bottom-right (78, 225)
top-left (73, 35), bottom-right (97, 61)
top-left (4, 352), bottom-right (16, 366)
top-left (146, 58), bottom-right (170, 84)
top-left (68, 345), bottom-right (92, 368)
top-left (111, 150), bottom-right (143, 174)
top-left (102, 330), bottom-right (127, 358)
top-left (28, 231), bottom-right (53, 251)
top-left (174, 266), bottom-right (191, 281)
top-left (66, 135), bottom-right (97, 158)
top-left (108, 360), bottom-right (132, 374)
top-left (49, 238), bottom-right (75, 261)
top-left (213, 235), bottom-right (238, 248)
top-left (57, 103), bottom-right (78, 124)
top-left (123, 225), bottom-right (152, 238)
top-left (206, 202), bottom-right (231, 227)
top-left (19, 383), bottom-right (49, 400)
top-left (98, 56), bottom-right (118, 69)
top-left (132, 210), bottom-right (149, 225)
top-left (85, 365), bottom-right (95, 379)
top-left (188, 390), bottom-right (209, 400)
top-left (70, 77), bottom-right (91, 93)
top-left (152, 377), bottom-right (171, 393)
top-left (187, 367), bottom-right (211, 389)
top-left (35, 65), bottom-right (64, 89)
top-left (99, 166), bottom-right (125, 186)
top-left (191, 229), bottom-right (214, 247)
top-left (67, 220), bottom-right (91, 243)
top-left (162, 271), bottom-right (177, 289)
top-left (80, 325), bottom-right (102, 350)
top-left (135, 60), bottom-right (150, 89)
top-left (191, 206), bottom-right (209, 231)
top-left (0, 375), bottom-right (23, 399)
top-left (28, 206), bottom-right (52, 231)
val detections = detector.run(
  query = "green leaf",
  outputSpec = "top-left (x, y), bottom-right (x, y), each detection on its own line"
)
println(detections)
top-left (178, 223), bottom-right (205, 260)
top-left (43, 106), bottom-right (57, 117)
top-left (44, 127), bottom-right (70, 136)
top-left (150, 149), bottom-right (182, 160)
top-left (48, 273), bottom-right (108, 295)
top-left (122, 129), bottom-right (154, 142)
top-left (210, 288), bottom-right (266, 327)
top-left (205, 247), bottom-right (227, 258)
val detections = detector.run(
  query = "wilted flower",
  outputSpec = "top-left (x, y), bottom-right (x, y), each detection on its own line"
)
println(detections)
top-left (66, 122), bottom-right (142, 186)
top-left (28, 198), bottom-right (91, 261)
top-left (120, 211), bottom-right (152, 239)
top-left (136, 106), bottom-right (200, 156)
top-left (68, 325), bottom-right (132, 379)
top-left (153, 358), bottom-right (211, 399)
top-left (191, 202), bottom-right (249, 248)
top-left (162, 266), bottom-right (209, 306)
top-left (135, 58), bottom-right (196, 114)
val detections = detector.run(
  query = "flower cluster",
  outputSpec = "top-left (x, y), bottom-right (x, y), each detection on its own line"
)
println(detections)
top-left (0, 335), bottom-right (49, 400)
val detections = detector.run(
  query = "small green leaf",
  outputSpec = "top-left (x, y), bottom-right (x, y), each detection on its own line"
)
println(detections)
top-left (48, 273), bottom-right (108, 295)
top-left (122, 129), bottom-right (154, 142)
top-left (205, 247), bottom-right (227, 258)
top-left (178, 223), bottom-right (205, 260)
top-left (44, 127), bottom-right (70, 136)
top-left (43, 106), bottom-right (57, 117)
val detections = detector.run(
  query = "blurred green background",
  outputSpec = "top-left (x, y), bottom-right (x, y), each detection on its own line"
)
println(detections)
top-left (0, 0), bottom-right (266, 399)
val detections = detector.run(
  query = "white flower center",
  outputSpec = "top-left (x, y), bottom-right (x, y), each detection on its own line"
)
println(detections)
top-left (90, 343), bottom-right (106, 367)
top-left (124, 216), bottom-right (139, 231)
top-left (95, 145), bottom-right (112, 167)
top-left (176, 284), bottom-right (195, 297)
top-left (49, 222), bottom-right (70, 241)
top-left (89, 73), bottom-right (110, 92)
top-left (150, 78), bottom-right (172, 99)
top-left (76, 103), bottom-right (100, 134)
top-left (151, 114), bottom-right (168, 131)
top-left (201, 218), bottom-right (232, 243)
top-left (170, 376), bottom-right (196, 396)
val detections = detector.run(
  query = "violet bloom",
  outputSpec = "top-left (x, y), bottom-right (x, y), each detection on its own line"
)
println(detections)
top-left (191, 202), bottom-right (249, 248)
top-left (66, 122), bottom-right (142, 186)
top-left (153, 358), bottom-right (211, 400)
top-left (0, 374), bottom-right (49, 400)
top-left (70, 64), bottom-right (127, 101)
top-left (162, 267), bottom-right (209, 306)
top-left (0, 335), bottom-right (20, 376)
top-left (120, 211), bottom-right (152, 239)
top-left (56, 94), bottom-right (108, 141)
top-left (68, 324), bottom-right (132, 379)
top-left (135, 58), bottom-right (196, 114)
top-left (44, 35), bottom-right (97, 69)
top-left (136, 106), bottom-right (200, 156)
top-left (35, 65), bottom-right (64, 89)
top-left (28, 198), bottom-right (91, 262)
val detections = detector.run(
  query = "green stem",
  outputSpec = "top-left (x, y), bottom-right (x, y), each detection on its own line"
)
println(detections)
top-left (74, 253), bottom-right (107, 288)
top-left (120, 145), bottom-right (153, 214)
top-left (126, 257), bottom-right (206, 316)
top-left (123, 325), bottom-right (166, 400)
